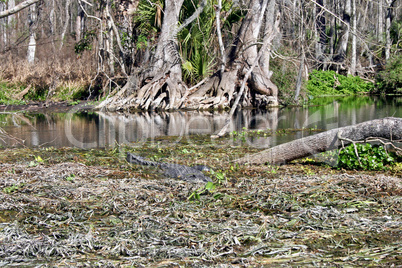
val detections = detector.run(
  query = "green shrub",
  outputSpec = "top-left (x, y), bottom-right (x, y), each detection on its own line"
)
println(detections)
top-left (336, 74), bottom-right (374, 94)
top-left (307, 70), bottom-right (374, 96)
top-left (376, 55), bottom-right (402, 94)
top-left (338, 143), bottom-right (395, 171)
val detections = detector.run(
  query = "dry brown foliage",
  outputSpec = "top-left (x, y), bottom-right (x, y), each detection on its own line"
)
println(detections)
top-left (0, 45), bottom-right (95, 97)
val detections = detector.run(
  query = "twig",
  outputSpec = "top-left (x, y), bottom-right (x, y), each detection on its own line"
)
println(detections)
top-left (172, 0), bottom-right (207, 38)
top-left (0, 127), bottom-right (26, 147)
top-left (337, 131), bottom-right (362, 166)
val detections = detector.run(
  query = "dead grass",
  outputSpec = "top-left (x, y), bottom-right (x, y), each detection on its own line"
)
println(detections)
top-left (0, 50), bottom-right (95, 101)
top-left (0, 145), bottom-right (400, 267)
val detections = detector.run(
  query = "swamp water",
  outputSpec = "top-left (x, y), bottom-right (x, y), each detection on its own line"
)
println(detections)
top-left (0, 95), bottom-right (401, 149)
top-left (0, 96), bottom-right (401, 267)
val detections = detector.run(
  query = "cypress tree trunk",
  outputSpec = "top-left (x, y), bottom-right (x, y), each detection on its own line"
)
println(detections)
top-left (98, 0), bottom-right (279, 112)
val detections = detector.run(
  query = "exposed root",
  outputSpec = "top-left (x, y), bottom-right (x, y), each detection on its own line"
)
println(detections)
top-left (97, 66), bottom-right (278, 112)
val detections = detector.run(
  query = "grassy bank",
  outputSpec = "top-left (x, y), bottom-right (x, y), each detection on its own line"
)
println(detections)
top-left (0, 52), bottom-right (97, 105)
top-left (0, 138), bottom-right (401, 267)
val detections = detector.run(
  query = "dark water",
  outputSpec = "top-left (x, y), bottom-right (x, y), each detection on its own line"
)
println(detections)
top-left (0, 96), bottom-right (401, 149)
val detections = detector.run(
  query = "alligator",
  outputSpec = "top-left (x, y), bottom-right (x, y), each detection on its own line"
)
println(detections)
top-left (126, 152), bottom-right (212, 183)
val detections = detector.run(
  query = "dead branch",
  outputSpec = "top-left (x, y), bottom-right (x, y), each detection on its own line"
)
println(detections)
top-left (0, 0), bottom-right (39, 19)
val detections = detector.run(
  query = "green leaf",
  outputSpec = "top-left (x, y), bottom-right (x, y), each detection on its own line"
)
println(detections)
top-left (205, 181), bottom-right (216, 191)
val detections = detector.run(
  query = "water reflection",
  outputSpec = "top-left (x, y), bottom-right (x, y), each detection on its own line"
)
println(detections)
top-left (0, 96), bottom-right (400, 149)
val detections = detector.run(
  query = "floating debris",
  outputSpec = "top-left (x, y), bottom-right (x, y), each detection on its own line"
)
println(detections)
top-left (0, 144), bottom-right (400, 266)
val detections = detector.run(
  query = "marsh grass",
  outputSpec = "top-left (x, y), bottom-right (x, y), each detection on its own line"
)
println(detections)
top-left (0, 142), bottom-right (400, 267)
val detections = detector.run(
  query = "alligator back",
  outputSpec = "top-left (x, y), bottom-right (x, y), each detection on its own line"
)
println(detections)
top-left (126, 152), bottom-right (211, 183)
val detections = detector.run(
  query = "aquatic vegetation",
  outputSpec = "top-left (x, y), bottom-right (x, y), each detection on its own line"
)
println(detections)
top-left (0, 140), bottom-right (400, 266)
top-left (338, 143), bottom-right (395, 171)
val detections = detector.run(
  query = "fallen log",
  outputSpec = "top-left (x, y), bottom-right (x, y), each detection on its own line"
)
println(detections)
top-left (14, 85), bottom-right (32, 100)
top-left (235, 117), bottom-right (402, 165)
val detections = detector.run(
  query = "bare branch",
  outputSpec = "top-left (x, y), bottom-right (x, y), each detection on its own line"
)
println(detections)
top-left (173, 0), bottom-right (207, 38)
top-left (0, 0), bottom-right (39, 19)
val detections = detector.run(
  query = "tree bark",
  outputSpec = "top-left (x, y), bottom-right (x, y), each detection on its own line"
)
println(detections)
top-left (0, 0), bottom-right (39, 19)
top-left (98, 0), bottom-right (278, 112)
top-left (385, 0), bottom-right (395, 61)
top-left (59, 0), bottom-right (71, 50)
top-left (350, 0), bottom-right (357, 75)
top-left (260, 0), bottom-right (276, 80)
top-left (335, 0), bottom-right (351, 66)
top-left (187, 0), bottom-right (279, 110)
top-left (378, 0), bottom-right (384, 41)
top-left (75, 4), bottom-right (84, 43)
top-left (27, 3), bottom-right (37, 64)
top-left (235, 117), bottom-right (402, 165)
top-left (215, 0), bottom-right (226, 74)
top-left (315, 0), bottom-right (326, 62)
top-left (228, 0), bottom-right (277, 97)
top-left (294, 53), bottom-right (304, 101)
top-left (98, 0), bottom-right (187, 111)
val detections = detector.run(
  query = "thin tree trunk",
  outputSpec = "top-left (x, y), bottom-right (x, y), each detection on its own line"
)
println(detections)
top-left (260, 0), bottom-right (276, 79)
top-left (59, 0), bottom-right (71, 50)
top-left (336, 0), bottom-right (351, 65)
top-left (1, 2), bottom-right (6, 47)
top-left (6, 0), bottom-right (15, 46)
top-left (49, 0), bottom-right (55, 34)
top-left (378, 0), bottom-right (384, 41)
top-left (75, 4), bottom-right (84, 43)
top-left (294, 53), bottom-right (304, 101)
top-left (385, 0), bottom-right (395, 61)
top-left (350, 0), bottom-right (357, 75)
top-left (328, 0), bottom-right (335, 64)
top-left (235, 117), bottom-right (402, 165)
top-left (27, 3), bottom-right (36, 64)
top-left (315, 0), bottom-right (326, 62)
top-left (106, 1), bottom-right (127, 76)
top-left (105, 2), bottom-right (115, 77)
top-left (215, 0), bottom-right (226, 74)
top-left (341, 0), bottom-right (352, 52)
